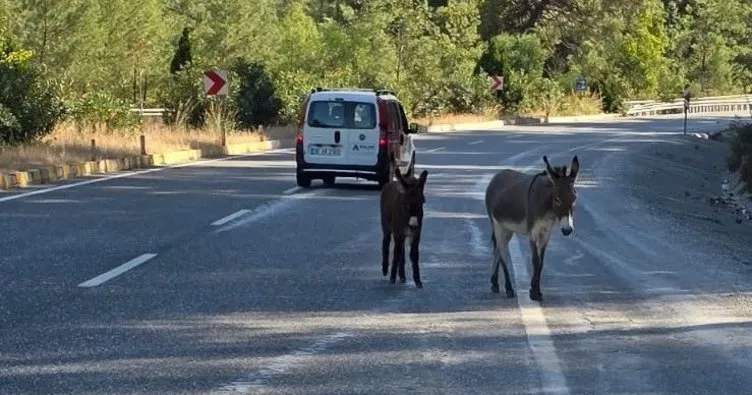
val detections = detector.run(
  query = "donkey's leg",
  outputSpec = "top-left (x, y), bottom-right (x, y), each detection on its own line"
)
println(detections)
top-left (390, 235), bottom-right (405, 284)
top-left (398, 236), bottom-right (408, 283)
top-left (498, 231), bottom-right (515, 298)
top-left (528, 240), bottom-right (548, 302)
top-left (490, 219), bottom-right (514, 296)
top-left (409, 234), bottom-right (423, 288)
top-left (382, 231), bottom-right (391, 277)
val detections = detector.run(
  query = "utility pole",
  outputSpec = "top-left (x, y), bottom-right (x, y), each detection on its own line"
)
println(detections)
top-left (683, 85), bottom-right (691, 135)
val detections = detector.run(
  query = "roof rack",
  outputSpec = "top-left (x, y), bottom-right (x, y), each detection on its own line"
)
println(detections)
top-left (310, 87), bottom-right (377, 93)
top-left (375, 89), bottom-right (397, 96)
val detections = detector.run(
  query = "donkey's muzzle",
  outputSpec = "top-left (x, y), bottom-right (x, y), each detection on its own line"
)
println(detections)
top-left (561, 227), bottom-right (573, 236)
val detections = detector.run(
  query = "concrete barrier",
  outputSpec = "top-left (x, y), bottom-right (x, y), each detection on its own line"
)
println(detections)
top-left (0, 138), bottom-right (295, 190)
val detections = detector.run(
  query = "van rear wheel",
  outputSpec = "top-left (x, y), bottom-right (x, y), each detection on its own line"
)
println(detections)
top-left (323, 175), bottom-right (335, 186)
top-left (296, 172), bottom-right (312, 188)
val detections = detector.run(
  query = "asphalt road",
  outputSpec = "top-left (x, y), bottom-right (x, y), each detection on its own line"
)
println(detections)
top-left (2, 113), bottom-right (752, 395)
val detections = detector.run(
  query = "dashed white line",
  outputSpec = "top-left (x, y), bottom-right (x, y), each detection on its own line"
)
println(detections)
top-left (78, 253), bottom-right (158, 288)
top-left (425, 147), bottom-right (445, 153)
top-left (211, 209), bottom-right (252, 226)
top-left (508, 237), bottom-right (570, 394)
top-left (282, 186), bottom-right (302, 195)
top-left (468, 140), bottom-right (484, 145)
top-left (210, 332), bottom-right (353, 394)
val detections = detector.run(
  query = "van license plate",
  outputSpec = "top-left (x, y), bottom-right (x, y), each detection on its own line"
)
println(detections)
top-left (310, 146), bottom-right (340, 156)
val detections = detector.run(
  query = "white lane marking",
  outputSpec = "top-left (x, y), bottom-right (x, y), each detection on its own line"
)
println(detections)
top-left (210, 332), bottom-right (353, 394)
top-left (564, 251), bottom-right (584, 266)
top-left (465, 218), bottom-right (487, 259)
top-left (282, 186), bottom-right (302, 195)
top-left (211, 209), bottom-right (252, 226)
top-left (498, 148), bottom-right (543, 165)
top-left (211, 189), bottom-right (328, 234)
top-left (0, 148), bottom-right (294, 203)
top-left (508, 236), bottom-right (570, 395)
top-left (78, 253), bottom-right (158, 288)
top-left (425, 147), bottom-right (445, 153)
top-left (474, 169), bottom-right (567, 395)
top-left (468, 140), bottom-right (484, 145)
top-left (210, 251), bottom-right (411, 394)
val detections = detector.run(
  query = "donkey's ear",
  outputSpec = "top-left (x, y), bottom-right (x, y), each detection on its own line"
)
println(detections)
top-left (418, 170), bottom-right (429, 189)
top-left (569, 155), bottom-right (580, 179)
top-left (394, 166), bottom-right (409, 188)
top-left (542, 155), bottom-right (557, 178)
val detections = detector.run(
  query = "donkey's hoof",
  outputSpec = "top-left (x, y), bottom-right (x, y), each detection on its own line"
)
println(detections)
top-left (382, 267), bottom-right (388, 276)
top-left (491, 284), bottom-right (500, 293)
top-left (506, 288), bottom-right (516, 298)
top-left (415, 281), bottom-right (423, 289)
top-left (389, 278), bottom-right (396, 284)
top-left (399, 277), bottom-right (406, 284)
top-left (529, 290), bottom-right (543, 302)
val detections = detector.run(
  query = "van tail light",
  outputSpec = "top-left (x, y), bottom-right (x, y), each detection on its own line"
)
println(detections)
top-left (296, 95), bottom-right (310, 146)
top-left (377, 99), bottom-right (389, 149)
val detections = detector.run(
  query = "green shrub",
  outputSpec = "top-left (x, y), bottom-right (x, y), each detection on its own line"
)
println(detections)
top-left (231, 59), bottom-right (283, 128)
top-left (726, 121), bottom-right (752, 187)
top-left (0, 39), bottom-right (65, 145)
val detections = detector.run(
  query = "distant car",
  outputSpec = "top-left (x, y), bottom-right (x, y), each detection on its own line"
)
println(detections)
top-left (295, 87), bottom-right (419, 189)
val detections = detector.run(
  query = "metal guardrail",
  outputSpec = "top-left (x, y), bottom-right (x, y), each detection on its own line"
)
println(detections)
top-left (623, 94), bottom-right (752, 116)
top-left (130, 108), bottom-right (166, 117)
top-left (130, 94), bottom-right (752, 119)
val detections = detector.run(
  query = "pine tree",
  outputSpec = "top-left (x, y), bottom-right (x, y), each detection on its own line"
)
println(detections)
top-left (169, 27), bottom-right (192, 75)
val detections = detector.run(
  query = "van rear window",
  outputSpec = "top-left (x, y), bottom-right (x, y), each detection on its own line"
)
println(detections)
top-left (307, 100), bottom-right (376, 129)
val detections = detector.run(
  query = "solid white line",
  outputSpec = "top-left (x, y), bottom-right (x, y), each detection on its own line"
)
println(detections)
top-left (0, 148), bottom-right (294, 203)
top-left (468, 140), bottom-right (484, 145)
top-left (211, 209), bottom-right (252, 226)
top-left (78, 253), bottom-right (158, 288)
top-left (425, 147), bottom-right (445, 153)
top-left (508, 236), bottom-right (570, 395)
top-left (282, 186), bottom-right (302, 195)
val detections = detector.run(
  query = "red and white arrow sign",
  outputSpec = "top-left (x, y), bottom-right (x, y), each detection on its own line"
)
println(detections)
top-left (488, 75), bottom-right (503, 91)
top-left (204, 70), bottom-right (228, 96)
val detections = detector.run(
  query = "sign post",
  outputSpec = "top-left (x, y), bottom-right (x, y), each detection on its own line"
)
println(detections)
top-left (203, 70), bottom-right (229, 146)
top-left (488, 75), bottom-right (503, 92)
top-left (683, 86), bottom-right (691, 135)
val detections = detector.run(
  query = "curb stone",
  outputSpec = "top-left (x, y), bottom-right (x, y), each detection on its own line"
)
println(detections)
top-left (0, 138), bottom-right (295, 191)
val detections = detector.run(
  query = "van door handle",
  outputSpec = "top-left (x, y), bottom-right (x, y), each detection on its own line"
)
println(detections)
top-left (334, 131), bottom-right (340, 144)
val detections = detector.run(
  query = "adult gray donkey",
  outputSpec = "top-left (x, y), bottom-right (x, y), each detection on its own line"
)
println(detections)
top-left (484, 155), bottom-right (579, 302)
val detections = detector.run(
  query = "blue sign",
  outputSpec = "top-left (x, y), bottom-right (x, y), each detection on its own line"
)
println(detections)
top-left (576, 77), bottom-right (587, 93)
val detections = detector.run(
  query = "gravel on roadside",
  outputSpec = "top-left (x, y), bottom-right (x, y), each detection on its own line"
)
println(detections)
top-left (615, 133), bottom-right (752, 272)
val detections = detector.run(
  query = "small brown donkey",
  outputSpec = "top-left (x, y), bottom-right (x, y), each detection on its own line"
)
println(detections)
top-left (484, 155), bottom-right (579, 301)
top-left (380, 163), bottom-right (429, 288)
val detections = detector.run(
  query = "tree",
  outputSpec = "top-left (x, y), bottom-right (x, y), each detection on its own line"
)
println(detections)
top-left (170, 27), bottom-right (192, 74)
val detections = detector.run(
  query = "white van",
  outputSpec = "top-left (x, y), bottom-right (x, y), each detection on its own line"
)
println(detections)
top-left (295, 88), bottom-right (418, 188)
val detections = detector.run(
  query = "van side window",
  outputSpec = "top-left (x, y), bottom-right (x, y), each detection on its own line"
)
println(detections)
top-left (396, 102), bottom-right (409, 131)
top-left (387, 101), bottom-right (400, 133)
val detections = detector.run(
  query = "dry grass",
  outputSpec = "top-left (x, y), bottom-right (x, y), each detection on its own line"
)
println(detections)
top-left (413, 113), bottom-right (497, 126)
top-left (0, 121), bottom-right (298, 171)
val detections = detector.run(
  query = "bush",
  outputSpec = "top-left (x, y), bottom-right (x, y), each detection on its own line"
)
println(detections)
top-left (726, 121), bottom-right (752, 187)
top-left (726, 120), bottom-right (752, 195)
top-left (231, 59), bottom-right (283, 128)
top-left (0, 39), bottom-right (65, 145)
top-left (66, 91), bottom-right (142, 133)
top-left (474, 33), bottom-right (548, 115)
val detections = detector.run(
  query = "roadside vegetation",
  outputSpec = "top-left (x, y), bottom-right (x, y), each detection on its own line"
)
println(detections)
top-left (0, 0), bottom-right (751, 170)
top-left (726, 120), bottom-right (752, 194)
